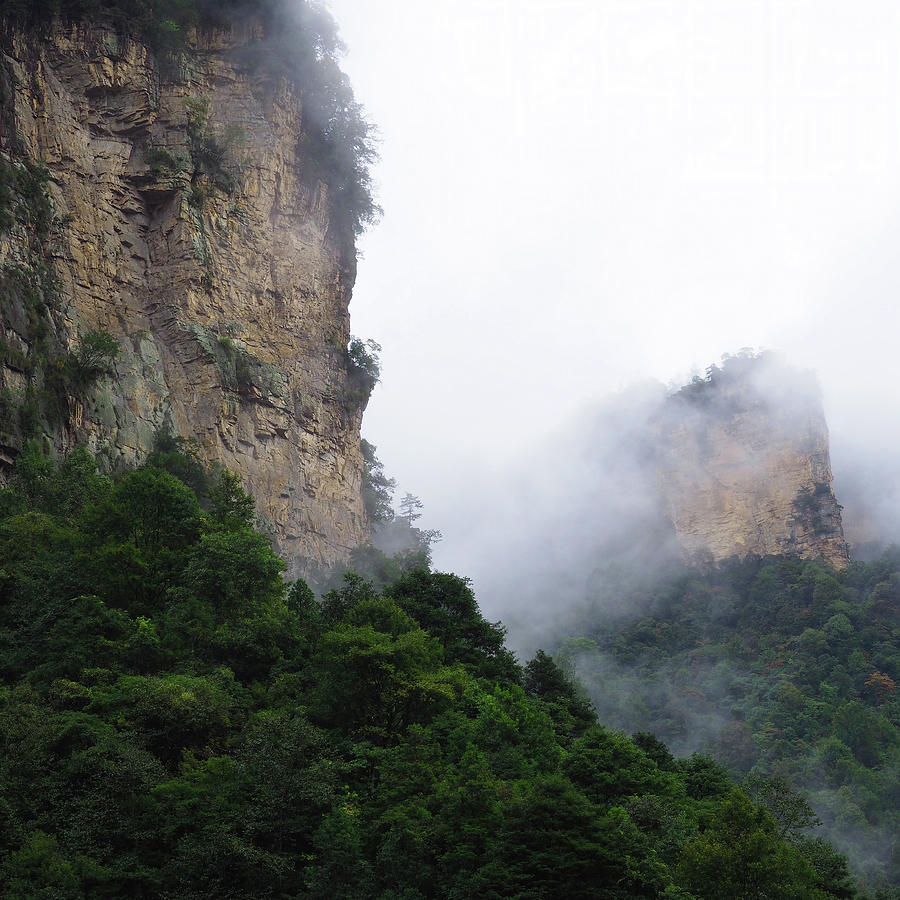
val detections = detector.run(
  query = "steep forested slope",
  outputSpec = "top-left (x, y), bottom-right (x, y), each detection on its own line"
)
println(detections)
top-left (561, 555), bottom-right (900, 892)
top-left (0, 442), bottom-right (865, 898)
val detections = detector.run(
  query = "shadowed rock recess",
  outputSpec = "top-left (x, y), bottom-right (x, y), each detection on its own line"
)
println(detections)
top-left (654, 354), bottom-right (850, 569)
top-left (0, 18), bottom-right (372, 573)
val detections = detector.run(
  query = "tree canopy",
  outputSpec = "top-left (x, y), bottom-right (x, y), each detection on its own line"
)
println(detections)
top-left (0, 443), bottom-right (868, 898)
top-left (560, 552), bottom-right (900, 893)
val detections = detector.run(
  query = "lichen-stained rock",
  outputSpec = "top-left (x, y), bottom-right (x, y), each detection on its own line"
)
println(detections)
top-left (0, 22), bottom-right (370, 573)
top-left (654, 354), bottom-right (849, 569)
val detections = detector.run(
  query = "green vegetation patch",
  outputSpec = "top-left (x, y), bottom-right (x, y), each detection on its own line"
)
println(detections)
top-left (793, 482), bottom-right (839, 535)
top-left (0, 442), bottom-right (864, 898)
top-left (343, 335), bottom-right (381, 406)
top-left (143, 142), bottom-right (188, 177)
top-left (560, 553), bottom-right (900, 893)
top-left (185, 96), bottom-right (244, 194)
top-left (185, 322), bottom-right (286, 402)
top-left (0, 157), bottom-right (55, 242)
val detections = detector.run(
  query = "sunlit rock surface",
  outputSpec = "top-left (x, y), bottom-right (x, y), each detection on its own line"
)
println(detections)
top-left (654, 355), bottom-right (849, 568)
top-left (0, 23), bottom-right (369, 572)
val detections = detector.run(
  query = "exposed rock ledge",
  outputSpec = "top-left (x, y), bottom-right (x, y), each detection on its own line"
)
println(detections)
top-left (0, 22), bottom-right (370, 573)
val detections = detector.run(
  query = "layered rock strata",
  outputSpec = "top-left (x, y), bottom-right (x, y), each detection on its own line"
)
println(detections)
top-left (0, 22), bottom-right (369, 572)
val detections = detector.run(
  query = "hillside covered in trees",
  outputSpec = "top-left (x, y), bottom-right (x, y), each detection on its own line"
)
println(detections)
top-left (559, 554), bottom-right (899, 893)
top-left (0, 441), bottom-right (873, 898)
top-left (0, 2), bottom-right (897, 898)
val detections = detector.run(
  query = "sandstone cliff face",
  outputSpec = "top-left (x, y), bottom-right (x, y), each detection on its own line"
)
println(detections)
top-left (0, 22), bottom-right (370, 572)
top-left (654, 356), bottom-right (849, 568)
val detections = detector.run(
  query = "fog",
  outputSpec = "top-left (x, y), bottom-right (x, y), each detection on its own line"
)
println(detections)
top-left (433, 379), bottom-right (680, 653)
top-left (295, 4), bottom-right (900, 882)
top-left (297, 6), bottom-right (900, 886)
top-left (327, 0), bottom-right (900, 635)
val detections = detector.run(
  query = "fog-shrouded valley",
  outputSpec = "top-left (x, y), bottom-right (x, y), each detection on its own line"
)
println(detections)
top-left (0, 1), bottom-right (897, 898)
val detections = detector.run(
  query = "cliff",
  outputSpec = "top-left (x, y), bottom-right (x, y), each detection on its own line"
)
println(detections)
top-left (654, 354), bottom-right (850, 568)
top-left (0, 11), bottom-right (374, 572)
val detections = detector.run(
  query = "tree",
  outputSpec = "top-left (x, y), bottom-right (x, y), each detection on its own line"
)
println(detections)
top-left (345, 338), bottom-right (381, 403)
top-left (359, 439), bottom-right (395, 523)
top-left (65, 329), bottom-right (119, 392)
top-left (398, 492), bottom-right (423, 526)
top-left (743, 776), bottom-right (821, 840)
top-left (564, 726), bottom-right (677, 806)
top-left (676, 790), bottom-right (821, 899)
top-left (680, 753), bottom-right (733, 802)
top-left (207, 469), bottom-right (255, 532)
top-left (793, 837), bottom-right (857, 899)
top-left (96, 467), bottom-right (202, 554)
top-left (523, 650), bottom-right (596, 738)
top-left (310, 597), bottom-right (451, 741)
top-left (479, 775), bottom-right (667, 898)
top-left (390, 570), bottom-right (520, 681)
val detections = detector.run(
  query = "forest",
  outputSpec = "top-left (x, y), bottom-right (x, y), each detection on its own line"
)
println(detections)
top-left (558, 553), bottom-right (900, 893)
top-left (0, 440), bottom-right (877, 898)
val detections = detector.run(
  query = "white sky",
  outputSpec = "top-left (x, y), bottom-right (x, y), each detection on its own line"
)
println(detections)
top-left (327, 0), bottom-right (900, 576)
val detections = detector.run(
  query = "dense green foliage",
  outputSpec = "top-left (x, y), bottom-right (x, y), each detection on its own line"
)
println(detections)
top-left (0, 446), bottom-right (864, 897)
top-left (1, 0), bottom-right (379, 235)
top-left (562, 554), bottom-right (900, 893)
top-left (345, 337), bottom-right (382, 404)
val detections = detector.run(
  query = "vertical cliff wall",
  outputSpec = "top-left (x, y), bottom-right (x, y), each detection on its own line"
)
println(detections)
top-left (0, 19), bottom-right (372, 572)
top-left (654, 355), bottom-right (849, 568)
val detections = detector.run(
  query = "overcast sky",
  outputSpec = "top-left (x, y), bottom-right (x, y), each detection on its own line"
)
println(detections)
top-left (326, 0), bottom-right (900, 584)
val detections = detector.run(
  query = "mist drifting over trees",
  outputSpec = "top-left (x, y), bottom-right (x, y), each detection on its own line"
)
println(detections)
top-left (0, 0), bottom-right (898, 896)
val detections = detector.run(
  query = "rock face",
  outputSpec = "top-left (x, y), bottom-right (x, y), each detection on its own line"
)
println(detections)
top-left (654, 355), bottom-right (849, 568)
top-left (0, 22), bottom-right (370, 572)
